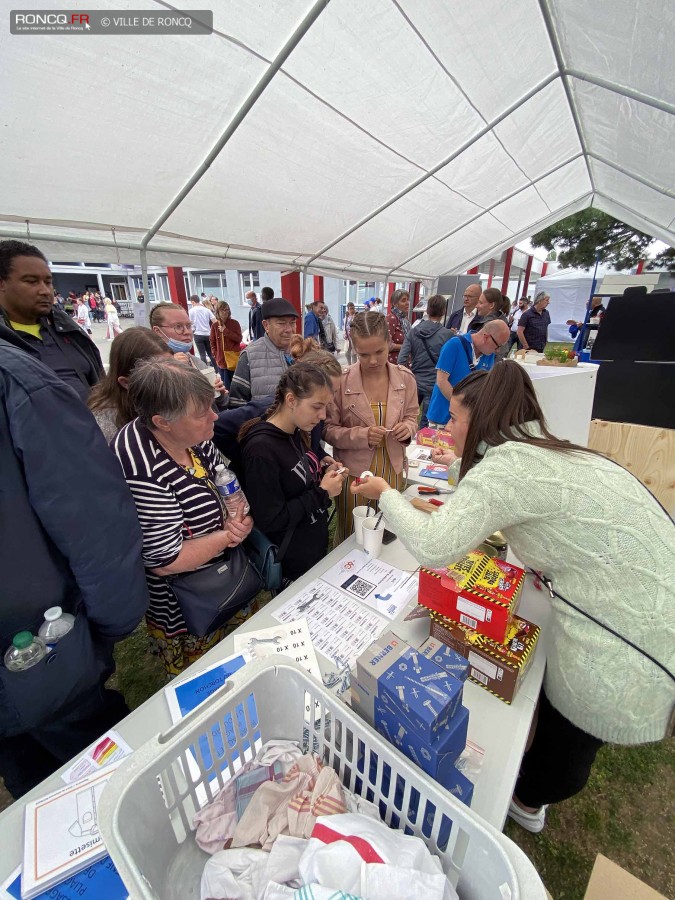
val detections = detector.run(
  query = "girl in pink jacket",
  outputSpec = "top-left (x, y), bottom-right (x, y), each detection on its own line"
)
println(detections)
top-left (324, 312), bottom-right (418, 541)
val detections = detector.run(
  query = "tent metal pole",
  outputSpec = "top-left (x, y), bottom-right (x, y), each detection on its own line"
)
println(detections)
top-left (391, 152), bottom-right (584, 273)
top-left (592, 193), bottom-right (675, 245)
top-left (139, 248), bottom-right (150, 326)
top-left (587, 153), bottom-right (675, 200)
top-left (140, 0), bottom-right (331, 255)
top-left (301, 265), bottom-right (309, 337)
top-left (439, 193), bottom-right (593, 276)
top-left (303, 72), bottom-right (559, 268)
top-left (563, 69), bottom-right (675, 117)
top-left (536, 0), bottom-right (596, 195)
top-left (0, 227), bottom-right (427, 281)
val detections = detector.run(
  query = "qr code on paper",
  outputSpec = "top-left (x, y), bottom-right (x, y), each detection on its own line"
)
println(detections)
top-left (343, 575), bottom-right (377, 599)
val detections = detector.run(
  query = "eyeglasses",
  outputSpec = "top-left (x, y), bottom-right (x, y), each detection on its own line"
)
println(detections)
top-left (487, 333), bottom-right (501, 350)
top-left (162, 323), bottom-right (194, 334)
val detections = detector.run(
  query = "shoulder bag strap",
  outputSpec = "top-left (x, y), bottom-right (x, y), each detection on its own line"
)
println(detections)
top-left (529, 568), bottom-right (674, 683)
top-left (459, 335), bottom-right (476, 370)
top-left (417, 327), bottom-right (442, 366)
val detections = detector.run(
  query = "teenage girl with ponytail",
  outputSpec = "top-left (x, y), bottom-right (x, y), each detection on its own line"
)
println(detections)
top-left (239, 363), bottom-right (347, 582)
top-left (324, 311), bottom-right (419, 542)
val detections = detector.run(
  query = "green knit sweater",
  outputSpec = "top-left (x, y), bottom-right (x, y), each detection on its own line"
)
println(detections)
top-left (380, 441), bottom-right (675, 745)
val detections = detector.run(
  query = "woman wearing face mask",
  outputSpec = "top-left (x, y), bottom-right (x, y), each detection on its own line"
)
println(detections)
top-left (239, 363), bottom-right (347, 582)
top-left (210, 301), bottom-right (242, 390)
top-left (324, 311), bottom-right (419, 542)
top-left (88, 327), bottom-right (171, 442)
top-left (351, 361), bottom-right (675, 834)
top-left (150, 303), bottom-right (229, 409)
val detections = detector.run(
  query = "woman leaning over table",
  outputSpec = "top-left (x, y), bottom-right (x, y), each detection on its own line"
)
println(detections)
top-left (210, 300), bottom-right (243, 390)
top-left (112, 358), bottom-right (259, 677)
top-left (351, 361), bottom-right (675, 834)
top-left (324, 311), bottom-right (418, 542)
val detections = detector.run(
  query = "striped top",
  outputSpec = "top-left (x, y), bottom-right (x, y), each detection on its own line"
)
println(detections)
top-left (112, 418), bottom-right (225, 636)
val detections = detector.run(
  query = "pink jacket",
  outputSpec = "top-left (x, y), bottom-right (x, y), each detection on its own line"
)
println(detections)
top-left (324, 362), bottom-right (419, 476)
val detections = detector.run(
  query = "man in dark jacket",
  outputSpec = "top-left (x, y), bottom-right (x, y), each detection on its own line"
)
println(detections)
top-left (397, 294), bottom-right (452, 427)
top-left (246, 291), bottom-right (265, 341)
top-left (0, 240), bottom-right (103, 401)
top-left (447, 283), bottom-right (480, 334)
top-left (0, 330), bottom-right (148, 797)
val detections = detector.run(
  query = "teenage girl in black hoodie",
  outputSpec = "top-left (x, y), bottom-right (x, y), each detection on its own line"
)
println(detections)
top-left (239, 363), bottom-right (347, 582)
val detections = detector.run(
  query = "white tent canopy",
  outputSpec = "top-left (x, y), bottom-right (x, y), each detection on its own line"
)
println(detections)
top-left (1, 0), bottom-right (673, 281)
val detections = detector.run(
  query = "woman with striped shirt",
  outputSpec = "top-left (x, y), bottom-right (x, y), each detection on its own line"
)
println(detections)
top-left (112, 358), bottom-right (256, 677)
top-left (324, 312), bottom-right (418, 542)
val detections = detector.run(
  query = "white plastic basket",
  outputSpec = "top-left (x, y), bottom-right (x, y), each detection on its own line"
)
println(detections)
top-left (99, 658), bottom-right (546, 899)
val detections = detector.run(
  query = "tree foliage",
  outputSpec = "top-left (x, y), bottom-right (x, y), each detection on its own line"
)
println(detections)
top-left (531, 210), bottom-right (673, 272)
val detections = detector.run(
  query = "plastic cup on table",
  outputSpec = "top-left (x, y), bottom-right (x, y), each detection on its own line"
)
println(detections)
top-left (362, 517), bottom-right (385, 558)
top-left (352, 506), bottom-right (371, 546)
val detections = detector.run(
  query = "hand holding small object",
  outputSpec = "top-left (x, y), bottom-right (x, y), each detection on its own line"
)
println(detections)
top-left (390, 422), bottom-right (414, 442)
top-left (431, 446), bottom-right (456, 466)
top-left (320, 467), bottom-right (347, 498)
top-left (368, 425), bottom-right (388, 447)
top-left (351, 474), bottom-right (391, 500)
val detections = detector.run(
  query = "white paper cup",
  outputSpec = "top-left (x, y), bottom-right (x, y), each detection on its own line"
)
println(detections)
top-left (362, 517), bottom-right (385, 558)
top-left (201, 366), bottom-right (217, 387)
top-left (352, 506), bottom-right (371, 545)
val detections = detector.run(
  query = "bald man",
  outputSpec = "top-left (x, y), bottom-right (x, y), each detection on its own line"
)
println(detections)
top-left (447, 283), bottom-right (481, 334)
top-left (426, 319), bottom-right (510, 427)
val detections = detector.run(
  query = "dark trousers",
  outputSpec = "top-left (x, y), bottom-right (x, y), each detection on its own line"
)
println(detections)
top-left (418, 390), bottom-right (431, 429)
top-left (219, 368), bottom-right (234, 389)
top-left (0, 685), bottom-right (129, 799)
top-left (515, 690), bottom-right (604, 808)
top-left (194, 333), bottom-right (216, 369)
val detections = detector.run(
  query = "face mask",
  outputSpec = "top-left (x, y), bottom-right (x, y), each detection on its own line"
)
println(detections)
top-left (158, 329), bottom-right (193, 353)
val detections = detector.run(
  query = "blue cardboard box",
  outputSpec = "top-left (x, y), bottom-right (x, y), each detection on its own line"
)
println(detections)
top-left (445, 767), bottom-right (474, 806)
top-left (374, 698), bottom-right (469, 793)
top-left (355, 632), bottom-right (461, 742)
top-left (419, 637), bottom-right (469, 683)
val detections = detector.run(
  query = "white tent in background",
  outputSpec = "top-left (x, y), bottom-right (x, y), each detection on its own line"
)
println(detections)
top-left (534, 268), bottom-right (607, 341)
top-left (0, 0), bottom-right (673, 281)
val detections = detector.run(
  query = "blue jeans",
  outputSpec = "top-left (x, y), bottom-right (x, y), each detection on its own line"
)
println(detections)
top-left (219, 368), bottom-right (234, 389)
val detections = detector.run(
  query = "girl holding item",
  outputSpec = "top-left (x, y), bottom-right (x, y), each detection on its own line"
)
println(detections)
top-left (324, 311), bottom-right (418, 542)
top-left (239, 363), bottom-right (347, 582)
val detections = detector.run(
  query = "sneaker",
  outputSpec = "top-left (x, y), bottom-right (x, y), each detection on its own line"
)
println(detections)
top-left (508, 799), bottom-right (547, 833)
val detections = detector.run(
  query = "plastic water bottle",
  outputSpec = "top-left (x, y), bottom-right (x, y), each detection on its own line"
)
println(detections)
top-left (214, 464), bottom-right (250, 515)
top-left (4, 631), bottom-right (47, 672)
top-left (38, 607), bottom-right (75, 649)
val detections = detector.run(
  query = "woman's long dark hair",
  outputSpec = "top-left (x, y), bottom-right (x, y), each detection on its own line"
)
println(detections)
top-left (238, 362), bottom-right (333, 444)
top-left (88, 327), bottom-right (168, 428)
top-left (454, 360), bottom-right (597, 482)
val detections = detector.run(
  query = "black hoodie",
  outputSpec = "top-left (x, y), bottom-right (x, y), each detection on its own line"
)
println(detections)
top-left (240, 421), bottom-right (330, 581)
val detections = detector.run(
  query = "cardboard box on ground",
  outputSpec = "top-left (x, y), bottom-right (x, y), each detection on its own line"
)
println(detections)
top-left (582, 854), bottom-right (668, 900)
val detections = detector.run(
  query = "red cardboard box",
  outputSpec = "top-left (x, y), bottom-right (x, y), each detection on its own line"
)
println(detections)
top-left (418, 551), bottom-right (525, 644)
top-left (416, 427), bottom-right (455, 450)
top-left (430, 612), bottom-right (540, 704)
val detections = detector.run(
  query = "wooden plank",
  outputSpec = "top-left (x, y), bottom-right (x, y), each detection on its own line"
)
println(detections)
top-left (588, 419), bottom-right (675, 514)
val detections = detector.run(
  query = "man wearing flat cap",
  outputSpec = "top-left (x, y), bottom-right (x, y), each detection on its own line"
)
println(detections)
top-left (228, 297), bottom-right (299, 406)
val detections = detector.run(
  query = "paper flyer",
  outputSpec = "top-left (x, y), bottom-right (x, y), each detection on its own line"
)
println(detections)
top-left (61, 730), bottom-right (133, 785)
top-left (164, 651), bottom-right (258, 777)
top-left (232, 618), bottom-right (321, 680)
top-left (320, 548), bottom-right (419, 620)
top-left (2, 857), bottom-right (127, 900)
top-left (272, 579), bottom-right (387, 668)
top-left (21, 766), bottom-right (120, 899)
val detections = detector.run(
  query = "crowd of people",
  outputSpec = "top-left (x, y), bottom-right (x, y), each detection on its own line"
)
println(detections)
top-left (0, 239), bottom-right (672, 847)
